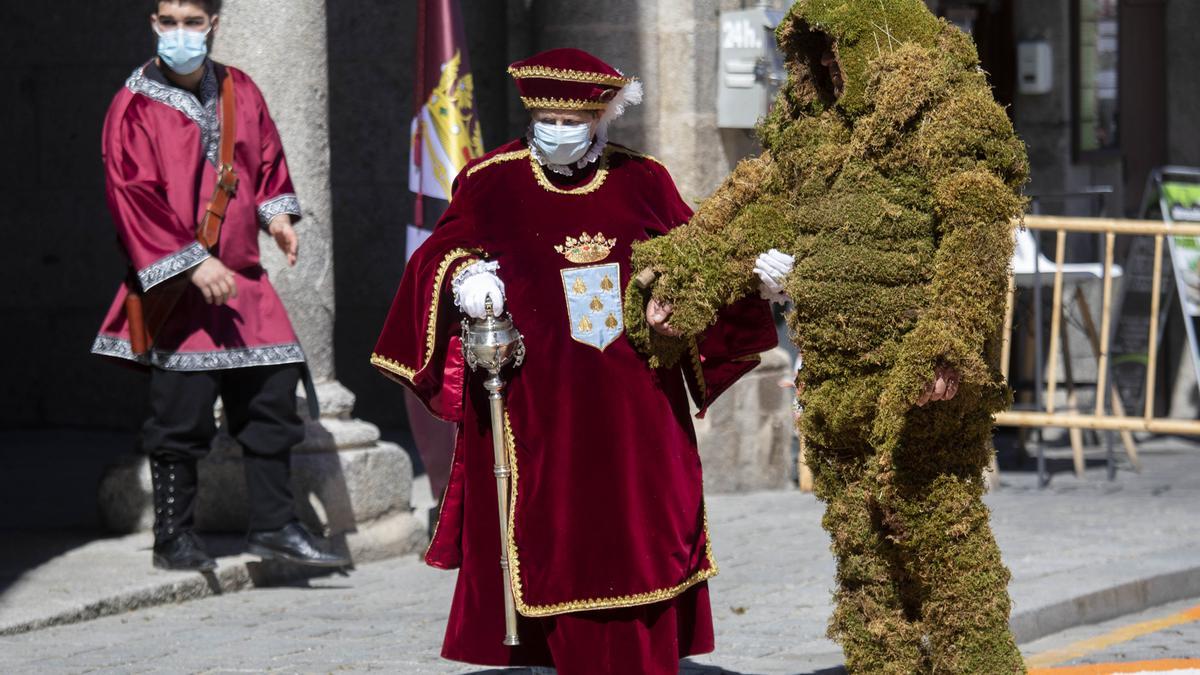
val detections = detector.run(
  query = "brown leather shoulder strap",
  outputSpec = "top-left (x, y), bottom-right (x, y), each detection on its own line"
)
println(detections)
top-left (217, 70), bottom-right (236, 167)
top-left (197, 69), bottom-right (239, 249)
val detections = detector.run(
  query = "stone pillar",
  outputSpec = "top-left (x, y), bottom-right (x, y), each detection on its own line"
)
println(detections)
top-left (214, 0), bottom-right (334, 379)
top-left (518, 1), bottom-right (798, 490)
top-left (98, 0), bottom-right (426, 563)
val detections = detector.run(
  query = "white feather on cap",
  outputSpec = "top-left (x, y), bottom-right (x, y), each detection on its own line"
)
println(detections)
top-left (600, 79), bottom-right (644, 126)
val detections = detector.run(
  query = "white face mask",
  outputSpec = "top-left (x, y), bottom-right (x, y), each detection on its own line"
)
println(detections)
top-left (531, 121), bottom-right (594, 165)
top-left (155, 24), bottom-right (212, 75)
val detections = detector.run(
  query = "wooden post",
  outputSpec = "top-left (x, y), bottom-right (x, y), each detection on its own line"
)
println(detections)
top-left (1045, 230), bottom-right (1068, 414)
top-left (1001, 272), bottom-right (1017, 381)
top-left (1144, 234), bottom-right (1165, 420)
top-left (1075, 288), bottom-right (1142, 470)
top-left (1095, 232), bottom-right (1117, 416)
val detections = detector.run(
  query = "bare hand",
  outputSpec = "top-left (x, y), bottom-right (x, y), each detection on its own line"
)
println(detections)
top-left (917, 365), bottom-right (960, 407)
top-left (188, 256), bottom-right (237, 305)
top-left (647, 298), bottom-right (682, 337)
top-left (268, 216), bottom-right (299, 266)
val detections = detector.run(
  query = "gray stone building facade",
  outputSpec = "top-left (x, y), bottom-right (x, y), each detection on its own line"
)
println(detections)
top-left (3, 1), bottom-right (1198, 473)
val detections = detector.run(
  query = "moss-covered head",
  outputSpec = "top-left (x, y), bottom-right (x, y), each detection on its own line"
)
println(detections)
top-left (775, 0), bottom-right (949, 117)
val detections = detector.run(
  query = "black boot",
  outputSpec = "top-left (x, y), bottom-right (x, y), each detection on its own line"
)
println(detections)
top-left (153, 531), bottom-right (216, 572)
top-left (150, 458), bottom-right (216, 572)
top-left (247, 521), bottom-right (351, 567)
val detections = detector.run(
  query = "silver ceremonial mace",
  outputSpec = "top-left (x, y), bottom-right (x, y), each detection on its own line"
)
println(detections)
top-left (462, 298), bottom-right (526, 647)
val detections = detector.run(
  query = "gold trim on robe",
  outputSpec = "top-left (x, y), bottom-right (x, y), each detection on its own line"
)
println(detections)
top-left (368, 247), bottom-right (482, 382)
top-left (503, 413), bottom-right (718, 617)
top-left (466, 149), bottom-right (531, 178)
top-left (529, 147), bottom-right (611, 196)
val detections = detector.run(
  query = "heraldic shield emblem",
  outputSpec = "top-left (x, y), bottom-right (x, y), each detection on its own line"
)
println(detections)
top-left (560, 262), bottom-right (623, 351)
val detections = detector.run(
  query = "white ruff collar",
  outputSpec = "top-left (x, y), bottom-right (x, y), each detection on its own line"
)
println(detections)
top-left (527, 124), bottom-right (608, 177)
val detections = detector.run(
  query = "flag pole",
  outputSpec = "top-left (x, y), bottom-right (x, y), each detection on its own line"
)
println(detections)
top-left (413, 0), bottom-right (427, 229)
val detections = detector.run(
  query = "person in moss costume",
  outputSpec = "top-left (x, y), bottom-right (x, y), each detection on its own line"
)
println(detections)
top-left (625, 1), bottom-right (1029, 671)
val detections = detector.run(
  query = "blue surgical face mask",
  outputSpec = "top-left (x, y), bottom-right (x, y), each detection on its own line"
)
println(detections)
top-left (155, 24), bottom-right (212, 75)
top-left (531, 121), bottom-right (594, 165)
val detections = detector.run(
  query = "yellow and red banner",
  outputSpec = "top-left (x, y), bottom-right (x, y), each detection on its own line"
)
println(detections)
top-left (409, 0), bottom-right (483, 205)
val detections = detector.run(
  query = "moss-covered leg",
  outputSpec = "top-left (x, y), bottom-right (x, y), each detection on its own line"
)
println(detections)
top-left (886, 394), bottom-right (1024, 674)
top-left (807, 438), bottom-right (925, 674)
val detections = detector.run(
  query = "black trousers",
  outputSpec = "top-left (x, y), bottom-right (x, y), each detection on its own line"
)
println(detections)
top-left (143, 364), bottom-right (305, 532)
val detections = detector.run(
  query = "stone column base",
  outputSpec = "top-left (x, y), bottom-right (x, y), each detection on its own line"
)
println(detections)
top-left (694, 347), bottom-right (797, 493)
top-left (97, 381), bottom-right (428, 564)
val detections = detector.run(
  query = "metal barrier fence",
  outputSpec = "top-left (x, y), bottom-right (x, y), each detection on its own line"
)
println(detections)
top-left (797, 213), bottom-right (1200, 491)
top-left (995, 215), bottom-right (1200, 444)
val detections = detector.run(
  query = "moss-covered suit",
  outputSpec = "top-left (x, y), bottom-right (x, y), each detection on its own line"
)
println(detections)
top-left (625, 1), bottom-right (1029, 671)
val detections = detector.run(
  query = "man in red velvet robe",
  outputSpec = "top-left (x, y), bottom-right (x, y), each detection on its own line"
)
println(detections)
top-left (372, 49), bottom-right (781, 673)
top-left (92, 0), bottom-right (347, 572)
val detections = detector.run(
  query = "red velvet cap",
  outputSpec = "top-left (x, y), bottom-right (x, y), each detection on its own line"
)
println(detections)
top-left (508, 48), bottom-right (635, 111)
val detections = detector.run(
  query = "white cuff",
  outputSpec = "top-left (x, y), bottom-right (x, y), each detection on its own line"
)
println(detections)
top-left (452, 260), bottom-right (501, 309)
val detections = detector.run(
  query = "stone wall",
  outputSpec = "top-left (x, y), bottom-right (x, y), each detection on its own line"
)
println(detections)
top-left (1166, 0), bottom-right (1200, 167)
top-left (0, 2), bottom-right (516, 432)
top-left (1011, 0), bottom-right (1123, 214)
top-left (327, 1), bottom-right (514, 426)
top-left (1, 4), bottom-right (154, 429)
top-left (7, 0), bottom-right (1196, 436)
top-left (517, 0), bottom-right (786, 204)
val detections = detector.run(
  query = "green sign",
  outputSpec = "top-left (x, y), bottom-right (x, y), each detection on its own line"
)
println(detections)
top-left (1164, 182), bottom-right (1200, 317)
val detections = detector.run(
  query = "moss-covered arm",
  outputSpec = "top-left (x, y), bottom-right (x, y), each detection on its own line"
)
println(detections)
top-left (873, 169), bottom-right (1021, 448)
top-left (624, 153), bottom-right (792, 367)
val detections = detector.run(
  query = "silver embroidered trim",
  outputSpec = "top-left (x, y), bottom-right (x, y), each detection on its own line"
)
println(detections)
top-left (451, 260), bottom-right (502, 310)
top-left (92, 335), bottom-right (306, 371)
top-left (137, 241), bottom-right (210, 290)
top-left (125, 63), bottom-right (221, 166)
top-left (257, 194), bottom-right (302, 229)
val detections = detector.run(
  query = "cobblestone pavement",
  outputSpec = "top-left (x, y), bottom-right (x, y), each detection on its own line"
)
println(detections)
top-left (1021, 595), bottom-right (1200, 669)
top-left (2, 445), bottom-right (1199, 674)
top-left (0, 490), bottom-right (838, 675)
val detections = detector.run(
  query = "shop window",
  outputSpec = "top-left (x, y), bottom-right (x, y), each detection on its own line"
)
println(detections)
top-left (1073, 0), bottom-right (1120, 158)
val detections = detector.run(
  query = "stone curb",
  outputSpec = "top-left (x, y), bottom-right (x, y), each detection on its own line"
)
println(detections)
top-left (7, 553), bottom-right (1198, 652)
top-left (1009, 558), bottom-right (1200, 644)
top-left (4, 519), bottom-right (1197, 657)
top-left (0, 511), bottom-right (428, 638)
top-left (0, 554), bottom-right (323, 637)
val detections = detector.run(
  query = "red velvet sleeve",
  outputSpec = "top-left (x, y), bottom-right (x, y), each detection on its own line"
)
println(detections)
top-left (684, 295), bottom-right (778, 416)
top-left (103, 96), bottom-right (210, 291)
top-left (643, 154), bottom-right (695, 236)
top-left (370, 173), bottom-right (483, 422)
top-left (243, 72), bottom-right (301, 230)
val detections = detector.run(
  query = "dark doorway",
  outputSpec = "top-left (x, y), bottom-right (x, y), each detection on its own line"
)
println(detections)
top-left (931, 0), bottom-right (1018, 113)
top-left (1116, 0), bottom-right (1166, 214)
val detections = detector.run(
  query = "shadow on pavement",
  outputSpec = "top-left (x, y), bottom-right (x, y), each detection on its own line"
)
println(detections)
top-left (459, 663), bottom-right (847, 675)
top-left (0, 430), bottom-right (137, 599)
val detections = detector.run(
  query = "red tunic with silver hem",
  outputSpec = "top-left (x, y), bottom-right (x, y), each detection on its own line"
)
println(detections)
top-left (92, 60), bottom-right (304, 371)
top-left (371, 138), bottom-right (778, 671)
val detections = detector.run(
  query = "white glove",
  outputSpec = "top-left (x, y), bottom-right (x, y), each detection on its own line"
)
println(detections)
top-left (754, 249), bottom-right (794, 303)
top-left (453, 262), bottom-right (506, 319)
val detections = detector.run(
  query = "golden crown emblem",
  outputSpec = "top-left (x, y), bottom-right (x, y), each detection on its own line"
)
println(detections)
top-left (555, 232), bottom-right (617, 264)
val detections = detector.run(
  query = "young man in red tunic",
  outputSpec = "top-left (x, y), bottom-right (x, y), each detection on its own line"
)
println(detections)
top-left (92, 0), bottom-right (348, 572)
top-left (371, 49), bottom-right (788, 673)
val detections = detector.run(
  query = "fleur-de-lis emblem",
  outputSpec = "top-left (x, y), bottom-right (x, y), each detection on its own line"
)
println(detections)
top-left (560, 262), bottom-right (624, 351)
